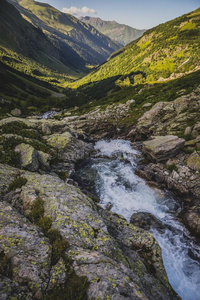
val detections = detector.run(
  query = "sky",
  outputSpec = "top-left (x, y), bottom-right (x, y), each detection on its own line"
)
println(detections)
top-left (37, 0), bottom-right (200, 29)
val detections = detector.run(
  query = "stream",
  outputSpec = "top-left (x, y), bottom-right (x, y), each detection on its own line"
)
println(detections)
top-left (76, 139), bottom-right (200, 300)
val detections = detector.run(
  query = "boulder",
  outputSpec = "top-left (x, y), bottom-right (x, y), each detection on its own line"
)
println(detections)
top-left (183, 202), bottom-right (200, 237)
top-left (143, 135), bottom-right (185, 162)
top-left (11, 108), bottom-right (22, 117)
top-left (184, 126), bottom-right (192, 136)
top-left (15, 143), bottom-right (39, 171)
top-left (41, 123), bottom-right (51, 135)
top-left (38, 151), bottom-right (51, 170)
top-left (143, 103), bottom-right (152, 108)
top-left (45, 132), bottom-right (93, 162)
top-left (130, 212), bottom-right (165, 231)
top-left (186, 151), bottom-right (200, 171)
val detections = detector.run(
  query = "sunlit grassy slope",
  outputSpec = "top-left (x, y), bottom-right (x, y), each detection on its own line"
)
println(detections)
top-left (74, 8), bottom-right (200, 88)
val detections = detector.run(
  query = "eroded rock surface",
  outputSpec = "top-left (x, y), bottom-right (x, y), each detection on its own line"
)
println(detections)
top-left (0, 163), bottom-right (179, 300)
top-left (142, 135), bottom-right (185, 162)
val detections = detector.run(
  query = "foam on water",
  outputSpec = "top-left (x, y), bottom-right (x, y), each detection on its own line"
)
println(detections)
top-left (40, 111), bottom-right (58, 119)
top-left (91, 140), bottom-right (200, 300)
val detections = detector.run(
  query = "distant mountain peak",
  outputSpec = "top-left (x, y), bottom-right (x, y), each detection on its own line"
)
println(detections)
top-left (80, 16), bottom-right (146, 46)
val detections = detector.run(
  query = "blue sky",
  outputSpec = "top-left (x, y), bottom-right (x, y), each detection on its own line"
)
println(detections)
top-left (37, 0), bottom-right (200, 29)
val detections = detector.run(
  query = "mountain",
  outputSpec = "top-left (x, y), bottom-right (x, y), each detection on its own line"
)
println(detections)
top-left (8, 0), bottom-right (121, 68)
top-left (80, 16), bottom-right (146, 46)
top-left (0, 0), bottom-right (80, 77)
top-left (75, 8), bottom-right (200, 89)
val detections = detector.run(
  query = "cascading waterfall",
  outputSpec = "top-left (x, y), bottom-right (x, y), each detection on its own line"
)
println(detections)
top-left (78, 139), bottom-right (200, 300)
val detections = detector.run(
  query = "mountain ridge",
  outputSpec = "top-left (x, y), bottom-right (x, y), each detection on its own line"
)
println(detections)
top-left (8, 0), bottom-right (121, 67)
top-left (75, 8), bottom-right (200, 89)
top-left (80, 16), bottom-right (146, 46)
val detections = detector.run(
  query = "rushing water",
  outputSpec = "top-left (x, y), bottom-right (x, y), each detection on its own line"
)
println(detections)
top-left (77, 139), bottom-right (200, 300)
top-left (40, 110), bottom-right (58, 119)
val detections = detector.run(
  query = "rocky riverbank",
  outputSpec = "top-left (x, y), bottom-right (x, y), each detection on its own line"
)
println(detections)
top-left (0, 116), bottom-right (181, 299)
top-left (0, 85), bottom-right (200, 298)
top-left (64, 87), bottom-right (200, 238)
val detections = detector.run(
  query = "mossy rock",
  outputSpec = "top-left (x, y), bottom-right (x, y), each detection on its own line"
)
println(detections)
top-left (186, 151), bottom-right (200, 171)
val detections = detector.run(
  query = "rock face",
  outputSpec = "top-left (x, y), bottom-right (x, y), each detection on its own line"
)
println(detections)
top-left (131, 87), bottom-right (200, 140)
top-left (0, 163), bottom-right (179, 300)
top-left (0, 201), bottom-right (51, 299)
top-left (142, 135), bottom-right (185, 162)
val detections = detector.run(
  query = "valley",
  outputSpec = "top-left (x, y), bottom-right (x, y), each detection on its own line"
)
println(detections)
top-left (0, 0), bottom-right (200, 299)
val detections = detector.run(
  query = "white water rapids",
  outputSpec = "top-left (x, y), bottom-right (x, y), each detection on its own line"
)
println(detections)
top-left (79, 140), bottom-right (200, 300)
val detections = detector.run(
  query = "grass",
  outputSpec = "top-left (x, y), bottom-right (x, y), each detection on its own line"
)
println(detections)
top-left (7, 177), bottom-right (27, 192)
top-left (73, 7), bottom-right (200, 89)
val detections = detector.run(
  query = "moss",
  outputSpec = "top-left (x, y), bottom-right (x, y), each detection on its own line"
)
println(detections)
top-left (47, 229), bottom-right (69, 265)
top-left (0, 251), bottom-right (12, 277)
top-left (0, 121), bottom-right (29, 134)
top-left (166, 163), bottom-right (178, 173)
top-left (44, 271), bottom-right (89, 300)
top-left (29, 197), bottom-right (44, 223)
top-left (0, 136), bottom-right (22, 167)
top-left (7, 176), bottom-right (27, 192)
top-left (56, 171), bottom-right (68, 181)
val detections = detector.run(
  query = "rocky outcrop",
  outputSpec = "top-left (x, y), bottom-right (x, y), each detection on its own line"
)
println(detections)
top-left (65, 101), bottom-right (133, 140)
top-left (0, 117), bottom-right (94, 172)
top-left (142, 135), bottom-right (185, 162)
top-left (0, 163), bottom-right (179, 299)
top-left (130, 86), bottom-right (200, 140)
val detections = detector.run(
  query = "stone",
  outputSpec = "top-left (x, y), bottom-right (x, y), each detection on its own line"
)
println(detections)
top-left (38, 151), bottom-right (51, 170)
top-left (15, 143), bottom-right (39, 171)
top-left (142, 135), bottom-right (185, 162)
top-left (41, 123), bottom-right (51, 135)
top-left (130, 212), bottom-right (165, 231)
top-left (184, 202), bottom-right (200, 237)
top-left (45, 132), bottom-right (93, 162)
top-left (11, 108), bottom-right (21, 117)
top-left (184, 126), bottom-right (192, 136)
top-left (143, 103), bottom-right (152, 108)
top-left (186, 151), bottom-right (200, 171)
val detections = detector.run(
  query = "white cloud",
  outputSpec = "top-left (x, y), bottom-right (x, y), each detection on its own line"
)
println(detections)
top-left (62, 6), bottom-right (97, 16)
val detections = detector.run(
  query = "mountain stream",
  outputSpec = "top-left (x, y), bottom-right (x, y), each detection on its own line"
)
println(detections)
top-left (76, 139), bottom-right (200, 300)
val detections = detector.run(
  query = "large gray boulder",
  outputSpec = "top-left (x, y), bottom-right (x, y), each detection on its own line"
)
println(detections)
top-left (143, 135), bottom-right (185, 162)
top-left (45, 132), bottom-right (93, 162)
top-left (15, 143), bottom-right (39, 171)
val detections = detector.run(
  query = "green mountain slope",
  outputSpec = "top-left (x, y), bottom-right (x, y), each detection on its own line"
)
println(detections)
top-left (75, 8), bottom-right (200, 88)
top-left (8, 0), bottom-right (121, 67)
top-left (0, 0), bottom-right (85, 87)
top-left (80, 16), bottom-right (146, 46)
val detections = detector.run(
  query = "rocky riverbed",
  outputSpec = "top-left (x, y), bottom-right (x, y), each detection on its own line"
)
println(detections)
top-left (0, 85), bottom-right (200, 299)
